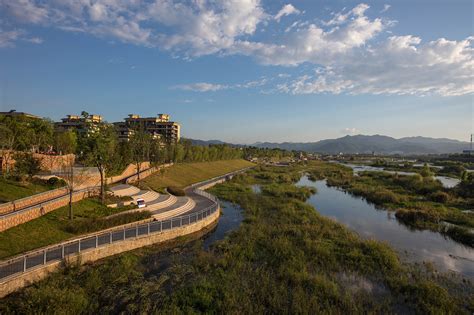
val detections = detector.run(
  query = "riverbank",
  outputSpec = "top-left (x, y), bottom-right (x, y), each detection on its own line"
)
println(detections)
top-left (2, 164), bottom-right (472, 313)
top-left (307, 162), bottom-right (474, 247)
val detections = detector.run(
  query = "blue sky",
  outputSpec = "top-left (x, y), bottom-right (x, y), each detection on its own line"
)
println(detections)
top-left (0, 0), bottom-right (472, 143)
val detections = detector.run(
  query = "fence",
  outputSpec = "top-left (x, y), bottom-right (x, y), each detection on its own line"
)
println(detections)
top-left (0, 186), bottom-right (100, 232)
top-left (0, 187), bottom-right (69, 215)
top-left (0, 166), bottom-right (253, 283)
top-left (0, 188), bottom-right (219, 282)
top-left (189, 166), bottom-right (254, 190)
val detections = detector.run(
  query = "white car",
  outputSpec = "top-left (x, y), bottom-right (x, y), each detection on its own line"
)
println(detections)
top-left (136, 198), bottom-right (146, 208)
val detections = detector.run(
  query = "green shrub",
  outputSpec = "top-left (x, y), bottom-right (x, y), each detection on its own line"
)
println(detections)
top-left (395, 209), bottom-right (441, 226)
top-left (429, 191), bottom-right (450, 203)
top-left (64, 212), bottom-right (151, 234)
top-left (168, 186), bottom-right (186, 196)
top-left (47, 177), bottom-right (66, 187)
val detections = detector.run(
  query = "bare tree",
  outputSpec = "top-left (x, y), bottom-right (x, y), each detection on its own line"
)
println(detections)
top-left (129, 127), bottom-right (152, 185)
top-left (59, 155), bottom-right (90, 220)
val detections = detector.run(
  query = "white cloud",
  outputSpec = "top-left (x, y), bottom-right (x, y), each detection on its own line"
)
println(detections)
top-left (278, 36), bottom-right (474, 96)
top-left (343, 128), bottom-right (360, 135)
top-left (232, 4), bottom-right (385, 66)
top-left (1, 1), bottom-right (472, 97)
top-left (381, 4), bottom-right (391, 13)
top-left (26, 37), bottom-right (43, 44)
top-left (174, 77), bottom-right (270, 92)
top-left (1, 0), bottom-right (48, 24)
top-left (0, 27), bottom-right (43, 47)
top-left (0, 29), bottom-right (23, 47)
top-left (274, 4), bottom-right (300, 22)
top-left (174, 82), bottom-right (229, 92)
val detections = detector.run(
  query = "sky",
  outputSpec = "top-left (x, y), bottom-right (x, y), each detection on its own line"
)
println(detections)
top-left (0, 0), bottom-right (472, 144)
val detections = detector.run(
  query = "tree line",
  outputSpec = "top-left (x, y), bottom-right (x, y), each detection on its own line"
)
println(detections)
top-left (0, 113), bottom-right (292, 205)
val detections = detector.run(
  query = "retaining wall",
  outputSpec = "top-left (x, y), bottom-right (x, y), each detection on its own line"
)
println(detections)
top-left (0, 163), bottom-right (171, 231)
top-left (0, 188), bottom-right (68, 215)
top-left (0, 208), bottom-right (219, 298)
top-left (0, 188), bottom-right (99, 232)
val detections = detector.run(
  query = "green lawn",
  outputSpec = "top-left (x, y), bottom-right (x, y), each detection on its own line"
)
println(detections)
top-left (0, 178), bottom-right (54, 203)
top-left (0, 198), bottom-right (145, 259)
top-left (143, 159), bottom-right (254, 191)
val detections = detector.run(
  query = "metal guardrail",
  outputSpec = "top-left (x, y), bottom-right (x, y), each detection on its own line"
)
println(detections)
top-left (0, 188), bottom-right (219, 282)
top-left (0, 166), bottom-right (252, 282)
top-left (189, 167), bottom-right (253, 189)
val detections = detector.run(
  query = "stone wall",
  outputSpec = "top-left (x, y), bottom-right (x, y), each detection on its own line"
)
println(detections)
top-left (33, 153), bottom-right (75, 172)
top-left (125, 163), bottom-right (173, 184)
top-left (0, 162), bottom-right (170, 231)
top-left (0, 151), bottom-right (75, 173)
top-left (0, 188), bottom-right (68, 215)
top-left (106, 162), bottom-right (151, 184)
top-left (0, 188), bottom-right (98, 232)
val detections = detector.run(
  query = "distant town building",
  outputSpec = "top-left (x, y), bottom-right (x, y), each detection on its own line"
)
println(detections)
top-left (55, 114), bottom-right (103, 134)
top-left (0, 109), bottom-right (41, 120)
top-left (114, 114), bottom-right (180, 143)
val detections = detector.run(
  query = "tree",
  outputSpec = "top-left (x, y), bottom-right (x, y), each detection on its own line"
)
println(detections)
top-left (54, 130), bottom-right (77, 154)
top-left (59, 155), bottom-right (89, 220)
top-left (29, 118), bottom-right (54, 153)
top-left (129, 127), bottom-right (152, 185)
top-left (421, 164), bottom-right (434, 178)
top-left (13, 152), bottom-right (41, 180)
top-left (80, 124), bottom-right (117, 204)
top-left (0, 116), bottom-right (27, 176)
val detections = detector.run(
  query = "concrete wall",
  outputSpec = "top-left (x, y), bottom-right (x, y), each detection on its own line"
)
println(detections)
top-left (0, 207), bottom-right (219, 298)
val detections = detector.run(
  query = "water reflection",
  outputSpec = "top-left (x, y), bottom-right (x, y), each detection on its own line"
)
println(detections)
top-left (203, 201), bottom-right (243, 250)
top-left (298, 176), bottom-right (474, 278)
top-left (251, 184), bottom-right (262, 194)
top-left (342, 163), bottom-right (461, 188)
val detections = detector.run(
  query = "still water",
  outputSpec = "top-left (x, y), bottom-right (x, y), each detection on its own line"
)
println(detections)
top-left (342, 163), bottom-right (461, 188)
top-left (203, 201), bottom-right (243, 250)
top-left (297, 176), bottom-right (474, 278)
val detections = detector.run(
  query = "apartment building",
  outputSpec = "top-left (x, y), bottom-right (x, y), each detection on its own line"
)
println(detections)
top-left (115, 114), bottom-right (180, 143)
top-left (0, 109), bottom-right (41, 120)
top-left (55, 114), bottom-right (103, 134)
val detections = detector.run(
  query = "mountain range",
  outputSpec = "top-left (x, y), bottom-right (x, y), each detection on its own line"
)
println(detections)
top-left (189, 135), bottom-right (471, 155)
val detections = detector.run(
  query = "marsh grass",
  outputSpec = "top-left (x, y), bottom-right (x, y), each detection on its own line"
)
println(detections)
top-left (2, 163), bottom-right (472, 313)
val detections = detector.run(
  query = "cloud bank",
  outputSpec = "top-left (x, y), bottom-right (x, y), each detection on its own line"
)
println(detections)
top-left (0, 0), bottom-right (472, 96)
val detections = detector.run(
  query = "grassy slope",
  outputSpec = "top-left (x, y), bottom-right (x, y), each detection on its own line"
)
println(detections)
top-left (143, 159), bottom-right (254, 191)
top-left (1, 164), bottom-right (471, 313)
top-left (0, 178), bottom-right (53, 203)
top-left (0, 199), bottom-right (144, 259)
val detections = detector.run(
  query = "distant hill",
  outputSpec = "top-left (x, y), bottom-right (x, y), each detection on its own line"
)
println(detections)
top-left (187, 138), bottom-right (228, 146)
top-left (186, 138), bottom-right (246, 148)
top-left (252, 135), bottom-right (470, 155)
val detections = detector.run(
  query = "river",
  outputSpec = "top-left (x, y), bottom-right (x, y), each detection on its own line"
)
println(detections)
top-left (341, 163), bottom-right (461, 188)
top-left (297, 176), bottom-right (474, 278)
top-left (202, 200), bottom-right (244, 250)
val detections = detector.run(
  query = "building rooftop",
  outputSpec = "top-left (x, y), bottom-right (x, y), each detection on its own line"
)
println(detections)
top-left (0, 109), bottom-right (41, 119)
